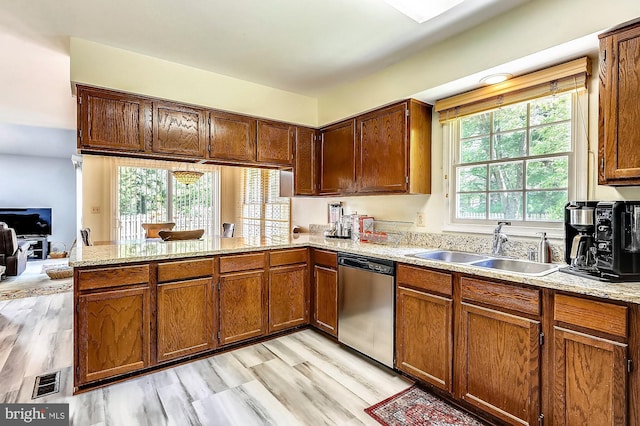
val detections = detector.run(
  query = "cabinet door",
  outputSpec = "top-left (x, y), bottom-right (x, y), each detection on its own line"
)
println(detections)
top-left (219, 270), bottom-right (266, 345)
top-left (312, 265), bottom-right (338, 336)
top-left (257, 120), bottom-right (294, 166)
top-left (268, 264), bottom-right (308, 333)
top-left (553, 327), bottom-right (627, 425)
top-left (78, 86), bottom-right (146, 152)
top-left (357, 102), bottom-right (408, 193)
top-left (457, 303), bottom-right (541, 425)
top-left (599, 24), bottom-right (640, 184)
top-left (152, 101), bottom-right (207, 158)
top-left (157, 278), bottom-right (215, 362)
top-left (294, 127), bottom-right (317, 195)
top-left (209, 111), bottom-right (257, 162)
top-left (76, 286), bottom-right (151, 385)
top-left (396, 287), bottom-right (452, 392)
top-left (319, 120), bottom-right (356, 194)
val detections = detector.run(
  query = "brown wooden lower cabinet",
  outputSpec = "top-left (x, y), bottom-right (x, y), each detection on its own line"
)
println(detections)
top-left (269, 264), bottom-right (308, 333)
top-left (396, 286), bottom-right (452, 392)
top-left (218, 270), bottom-right (267, 345)
top-left (552, 293), bottom-right (629, 425)
top-left (312, 264), bottom-right (338, 336)
top-left (553, 327), bottom-right (627, 425)
top-left (157, 278), bottom-right (215, 362)
top-left (457, 302), bottom-right (541, 425)
top-left (76, 285), bottom-right (151, 385)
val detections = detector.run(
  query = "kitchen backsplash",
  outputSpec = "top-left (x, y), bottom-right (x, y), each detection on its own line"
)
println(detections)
top-left (308, 224), bottom-right (565, 263)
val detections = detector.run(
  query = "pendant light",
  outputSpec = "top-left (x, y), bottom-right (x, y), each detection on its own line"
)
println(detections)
top-left (172, 164), bottom-right (203, 185)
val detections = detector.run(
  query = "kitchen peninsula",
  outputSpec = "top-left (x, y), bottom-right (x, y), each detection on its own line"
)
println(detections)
top-left (71, 233), bottom-right (640, 425)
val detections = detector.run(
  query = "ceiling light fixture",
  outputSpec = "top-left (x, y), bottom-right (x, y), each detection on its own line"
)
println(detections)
top-left (480, 73), bottom-right (512, 85)
top-left (173, 166), bottom-right (203, 185)
top-left (383, 0), bottom-right (464, 24)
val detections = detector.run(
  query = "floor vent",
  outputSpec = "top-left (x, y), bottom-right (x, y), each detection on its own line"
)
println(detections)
top-left (32, 371), bottom-right (61, 399)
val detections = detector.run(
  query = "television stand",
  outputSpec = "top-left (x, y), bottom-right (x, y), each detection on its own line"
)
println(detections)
top-left (18, 235), bottom-right (49, 260)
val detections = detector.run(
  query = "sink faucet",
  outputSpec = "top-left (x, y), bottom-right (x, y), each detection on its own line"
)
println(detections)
top-left (492, 221), bottom-right (511, 256)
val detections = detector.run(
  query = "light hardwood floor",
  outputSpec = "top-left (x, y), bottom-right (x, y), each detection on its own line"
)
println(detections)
top-left (0, 293), bottom-right (411, 425)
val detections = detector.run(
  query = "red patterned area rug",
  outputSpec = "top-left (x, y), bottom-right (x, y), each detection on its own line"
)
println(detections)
top-left (365, 386), bottom-right (486, 426)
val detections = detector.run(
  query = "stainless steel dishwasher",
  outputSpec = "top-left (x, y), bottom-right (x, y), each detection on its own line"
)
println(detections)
top-left (337, 253), bottom-right (395, 368)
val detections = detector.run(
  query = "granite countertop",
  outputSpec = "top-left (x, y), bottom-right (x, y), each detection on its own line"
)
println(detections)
top-left (70, 234), bottom-right (640, 304)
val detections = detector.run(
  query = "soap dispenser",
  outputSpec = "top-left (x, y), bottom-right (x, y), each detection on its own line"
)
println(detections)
top-left (537, 232), bottom-right (552, 263)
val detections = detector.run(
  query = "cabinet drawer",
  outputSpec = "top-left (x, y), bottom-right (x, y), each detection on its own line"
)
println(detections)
top-left (157, 258), bottom-right (214, 283)
top-left (77, 264), bottom-right (149, 291)
top-left (461, 277), bottom-right (540, 316)
top-left (270, 248), bottom-right (308, 267)
top-left (313, 249), bottom-right (337, 269)
top-left (397, 264), bottom-right (452, 296)
top-left (554, 294), bottom-right (627, 338)
top-left (219, 252), bottom-right (266, 274)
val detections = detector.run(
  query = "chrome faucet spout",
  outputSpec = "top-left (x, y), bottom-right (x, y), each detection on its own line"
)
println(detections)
top-left (492, 221), bottom-right (511, 256)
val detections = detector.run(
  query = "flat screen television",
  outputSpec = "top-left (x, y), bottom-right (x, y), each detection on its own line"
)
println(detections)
top-left (0, 208), bottom-right (52, 236)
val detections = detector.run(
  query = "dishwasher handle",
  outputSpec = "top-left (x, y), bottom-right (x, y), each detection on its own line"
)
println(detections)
top-left (338, 256), bottom-right (371, 270)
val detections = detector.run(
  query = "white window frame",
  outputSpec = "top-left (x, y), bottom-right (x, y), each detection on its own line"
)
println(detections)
top-left (442, 90), bottom-right (588, 239)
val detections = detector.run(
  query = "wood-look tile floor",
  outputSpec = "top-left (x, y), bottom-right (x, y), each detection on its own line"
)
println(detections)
top-left (0, 293), bottom-right (411, 425)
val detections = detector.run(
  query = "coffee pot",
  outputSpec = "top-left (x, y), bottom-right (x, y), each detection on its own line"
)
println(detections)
top-left (564, 202), bottom-right (598, 271)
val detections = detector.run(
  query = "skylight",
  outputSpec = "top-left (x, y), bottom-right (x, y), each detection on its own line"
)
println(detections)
top-left (383, 0), bottom-right (464, 23)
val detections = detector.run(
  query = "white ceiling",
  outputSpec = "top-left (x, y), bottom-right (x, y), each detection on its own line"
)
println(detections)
top-left (0, 0), bottom-right (531, 97)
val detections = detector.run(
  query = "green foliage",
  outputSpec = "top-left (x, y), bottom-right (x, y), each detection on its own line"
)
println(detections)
top-left (461, 137), bottom-right (490, 163)
top-left (526, 157), bottom-right (568, 189)
top-left (489, 162), bottom-right (523, 190)
top-left (460, 112), bottom-right (490, 138)
top-left (458, 166), bottom-right (487, 192)
top-left (118, 167), bottom-right (167, 216)
top-left (490, 192), bottom-right (523, 220)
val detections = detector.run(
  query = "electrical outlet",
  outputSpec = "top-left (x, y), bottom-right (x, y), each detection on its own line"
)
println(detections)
top-left (416, 212), bottom-right (425, 227)
top-left (91, 206), bottom-right (100, 214)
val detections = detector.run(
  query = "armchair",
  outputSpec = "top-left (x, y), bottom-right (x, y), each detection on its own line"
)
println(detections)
top-left (0, 222), bottom-right (30, 276)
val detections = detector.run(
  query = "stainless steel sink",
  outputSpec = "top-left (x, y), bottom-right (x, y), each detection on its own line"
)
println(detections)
top-left (408, 250), bottom-right (491, 263)
top-left (469, 258), bottom-right (559, 276)
top-left (406, 250), bottom-right (559, 276)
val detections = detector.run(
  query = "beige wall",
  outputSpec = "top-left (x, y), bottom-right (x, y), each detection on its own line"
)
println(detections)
top-left (70, 38), bottom-right (318, 127)
top-left (81, 155), bottom-right (113, 242)
top-left (317, 0), bottom-right (640, 125)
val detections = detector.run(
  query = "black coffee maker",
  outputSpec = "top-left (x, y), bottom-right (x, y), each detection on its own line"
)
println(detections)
top-left (564, 201), bottom-right (598, 275)
top-left (595, 201), bottom-right (640, 281)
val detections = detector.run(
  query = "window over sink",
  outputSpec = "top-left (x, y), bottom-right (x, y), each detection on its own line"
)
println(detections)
top-left (436, 58), bottom-right (590, 237)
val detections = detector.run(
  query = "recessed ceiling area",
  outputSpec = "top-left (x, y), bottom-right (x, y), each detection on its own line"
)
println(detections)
top-left (0, 0), bottom-right (531, 97)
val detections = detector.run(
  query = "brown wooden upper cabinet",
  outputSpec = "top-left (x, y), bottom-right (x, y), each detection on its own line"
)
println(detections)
top-left (257, 120), bottom-right (294, 166)
top-left (152, 101), bottom-right (207, 158)
top-left (319, 120), bottom-right (357, 195)
top-left (357, 100), bottom-right (431, 194)
top-left (599, 21), bottom-right (640, 185)
top-left (77, 85), bottom-right (147, 153)
top-left (209, 111), bottom-right (257, 162)
top-left (293, 127), bottom-right (317, 195)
